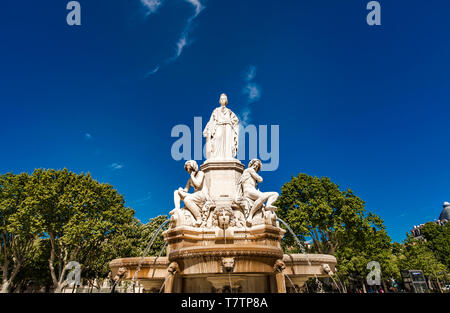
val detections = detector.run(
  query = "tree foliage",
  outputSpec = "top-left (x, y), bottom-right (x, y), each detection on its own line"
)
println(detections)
top-left (276, 173), bottom-right (397, 285)
top-left (1, 169), bottom-right (137, 292)
top-left (397, 234), bottom-right (447, 280)
top-left (0, 173), bottom-right (39, 293)
top-left (420, 222), bottom-right (450, 269)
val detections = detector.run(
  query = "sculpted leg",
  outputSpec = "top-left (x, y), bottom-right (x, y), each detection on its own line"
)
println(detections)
top-left (173, 190), bottom-right (181, 211)
top-left (265, 192), bottom-right (279, 211)
top-left (246, 191), bottom-right (279, 225)
top-left (172, 189), bottom-right (188, 214)
top-left (183, 197), bottom-right (202, 226)
top-left (246, 190), bottom-right (267, 221)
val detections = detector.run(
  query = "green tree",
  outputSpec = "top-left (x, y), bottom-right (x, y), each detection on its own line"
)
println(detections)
top-left (80, 217), bottom-right (147, 290)
top-left (276, 173), bottom-right (397, 290)
top-left (397, 235), bottom-right (447, 289)
top-left (9, 238), bottom-right (53, 292)
top-left (420, 222), bottom-right (450, 268)
top-left (81, 215), bottom-right (169, 291)
top-left (21, 168), bottom-right (134, 292)
top-left (0, 173), bottom-right (40, 293)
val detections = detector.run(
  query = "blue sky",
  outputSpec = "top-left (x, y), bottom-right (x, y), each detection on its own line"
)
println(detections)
top-left (1, 0), bottom-right (449, 242)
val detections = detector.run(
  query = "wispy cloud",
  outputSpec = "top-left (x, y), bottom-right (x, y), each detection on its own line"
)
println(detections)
top-left (145, 65), bottom-right (160, 77)
top-left (245, 65), bottom-right (257, 81)
top-left (109, 163), bottom-right (124, 170)
top-left (240, 65), bottom-right (262, 126)
top-left (140, 0), bottom-right (205, 75)
top-left (187, 0), bottom-right (203, 16)
top-left (130, 192), bottom-right (153, 207)
top-left (243, 82), bottom-right (261, 103)
top-left (175, 35), bottom-right (187, 58)
top-left (240, 108), bottom-right (251, 127)
top-left (84, 133), bottom-right (92, 140)
top-left (140, 0), bottom-right (163, 16)
top-left (170, 0), bottom-right (205, 61)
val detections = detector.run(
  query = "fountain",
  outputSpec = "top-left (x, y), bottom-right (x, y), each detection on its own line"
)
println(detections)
top-left (109, 93), bottom-right (337, 293)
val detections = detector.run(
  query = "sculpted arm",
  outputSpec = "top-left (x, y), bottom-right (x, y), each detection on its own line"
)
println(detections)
top-left (250, 168), bottom-right (263, 183)
top-left (203, 110), bottom-right (216, 137)
top-left (231, 111), bottom-right (239, 126)
top-left (190, 171), bottom-right (205, 189)
top-left (183, 179), bottom-right (192, 192)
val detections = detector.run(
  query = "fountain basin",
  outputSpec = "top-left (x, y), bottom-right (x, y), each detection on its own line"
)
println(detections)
top-left (109, 253), bottom-right (336, 293)
top-left (110, 222), bottom-right (336, 294)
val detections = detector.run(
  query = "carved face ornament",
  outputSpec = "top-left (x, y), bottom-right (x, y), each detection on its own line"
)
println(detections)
top-left (218, 211), bottom-right (230, 228)
top-left (222, 257), bottom-right (235, 272)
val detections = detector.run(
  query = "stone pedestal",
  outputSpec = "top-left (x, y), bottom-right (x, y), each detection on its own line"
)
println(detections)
top-left (162, 223), bottom-right (286, 293)
top-left (200, 159), bottom-right (244, 201)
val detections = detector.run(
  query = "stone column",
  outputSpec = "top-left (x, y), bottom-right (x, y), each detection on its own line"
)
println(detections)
top-left (200, 159), bottom-right (244, 201)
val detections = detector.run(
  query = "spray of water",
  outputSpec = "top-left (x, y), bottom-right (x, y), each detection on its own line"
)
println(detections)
top-left (133, 241), bottom-right (168, 293)
top-left (328, 274), bottom-right (342, 293)
top-left (131, 218), bottom-right (170, 285)
top-left (282, 271), bottom-right (298, 293)
top-left (277, 218), bottom-right (311, 266)
top-left (159, 274), bottom-right (170, 293)
top-left (277, 217), bottom-right (324, 293)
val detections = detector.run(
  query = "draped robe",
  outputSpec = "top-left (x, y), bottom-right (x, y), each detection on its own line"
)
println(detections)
top-left (203, 106), bottom-right (239, 160)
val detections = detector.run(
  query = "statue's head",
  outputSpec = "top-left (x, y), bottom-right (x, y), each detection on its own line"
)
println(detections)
top-left (184, 160), bottom-right (198, 173)
top-left (219, 93), bottom-right (228, 107)
top-left (248, 159), bottom-right (262, 172)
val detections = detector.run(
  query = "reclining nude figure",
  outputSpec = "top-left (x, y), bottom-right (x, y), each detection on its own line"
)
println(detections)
top-left (237, 159), bottom-right (279, 225)
top-left (171, 160), bottom-right (209, 227)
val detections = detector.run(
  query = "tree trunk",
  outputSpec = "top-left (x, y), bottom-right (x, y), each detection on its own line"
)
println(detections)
top-left (341, 282), bottom-right (347, 293)
top-left (1, 259), bottom-right (10, 293)
top-left (48, 234), bottom-right (59, 290)
top-left (436, 278), bottom-right (443, 293)
top-left (48, 234), bottom-right (68, 293)
top-left (1, 281), bottom-right (10, 293)
top-left (382, 280), bottom-right (388, 293)
top-left (426, 277), bottom-right (433, 291)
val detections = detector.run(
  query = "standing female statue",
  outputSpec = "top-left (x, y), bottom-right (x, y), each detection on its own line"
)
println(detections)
top-left (203, 93), bottom-right (239, 160)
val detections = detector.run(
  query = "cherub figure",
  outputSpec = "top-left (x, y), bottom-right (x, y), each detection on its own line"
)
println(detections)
top-left (171, 160), bottom-right (209, 227)
top-left (237, 159), bottom-right (279, 225)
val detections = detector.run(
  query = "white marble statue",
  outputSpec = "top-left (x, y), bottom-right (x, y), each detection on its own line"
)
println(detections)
top-left (203, 93), bottom-right (239, 160)
top-left (171, 160), bottom-right (209, 227)
top-left (237, 159), bottom-right (279, 225)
